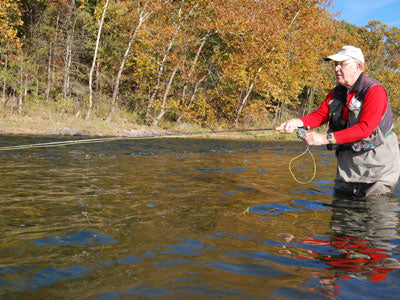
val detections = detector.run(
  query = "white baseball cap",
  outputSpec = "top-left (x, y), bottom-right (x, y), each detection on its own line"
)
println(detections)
top-left (324, 45), bottom-right (365, 63)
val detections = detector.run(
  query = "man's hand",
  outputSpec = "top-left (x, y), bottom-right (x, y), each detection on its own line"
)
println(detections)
top-left (275, 119), bottom-right (304, 134)
top-left (303, 132), bottom-right (330, 146)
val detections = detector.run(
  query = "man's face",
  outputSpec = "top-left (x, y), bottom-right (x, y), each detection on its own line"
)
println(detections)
top-left (334, 59), bottom-right (359, 88)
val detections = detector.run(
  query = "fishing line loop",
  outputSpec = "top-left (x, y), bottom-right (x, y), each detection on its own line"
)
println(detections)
top-left (288, 127), bottom-right (317, 184)
top-left (288, 145), bottom-right (317, 184)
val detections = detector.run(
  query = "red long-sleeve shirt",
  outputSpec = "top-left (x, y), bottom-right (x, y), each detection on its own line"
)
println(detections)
top-left (300, 85), bottom-right (388, 145)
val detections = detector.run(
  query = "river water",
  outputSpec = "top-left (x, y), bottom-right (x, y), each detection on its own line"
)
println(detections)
top-left (0, 136), bottom-right (399, 299)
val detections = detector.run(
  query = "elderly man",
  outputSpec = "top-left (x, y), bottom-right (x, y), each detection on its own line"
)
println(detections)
top-left (277, 45), bottom-right (400, 197)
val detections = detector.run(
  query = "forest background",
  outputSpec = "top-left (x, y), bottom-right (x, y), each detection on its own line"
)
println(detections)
top-left (1, 0), bottom-right (399, 136)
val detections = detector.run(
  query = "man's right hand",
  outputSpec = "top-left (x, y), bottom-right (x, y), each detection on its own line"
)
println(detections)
top-left (275, 119), bottom-right (304, 134)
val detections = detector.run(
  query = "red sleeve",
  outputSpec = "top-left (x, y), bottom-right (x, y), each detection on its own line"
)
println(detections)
top-left (333, 85), bottom-right (388, 144)
top-left (300, 90), bottom-right (332, 129)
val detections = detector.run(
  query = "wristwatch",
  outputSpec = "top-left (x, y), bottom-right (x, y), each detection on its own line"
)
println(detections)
top-left (327, 133), bottom-right (333, 144)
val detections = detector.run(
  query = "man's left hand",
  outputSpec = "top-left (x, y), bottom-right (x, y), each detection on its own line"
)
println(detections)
top-left (303, 132), bottom-right (329, 146)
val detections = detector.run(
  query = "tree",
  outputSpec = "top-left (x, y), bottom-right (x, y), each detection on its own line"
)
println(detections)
top-left (2, 0), bottom-right (398, 130)
top-left (0, 0), bottom-right (23, 107)
top-left (86, 0), bottom-right (110, 120)
top-left (207, 0), bottom-right (337, 125)
top-left (0, 0), bottom-right (23, 50)
top-left (105, 0), bottom-right (159, 122)
top-left (358, 21), bottom-right (400, 118)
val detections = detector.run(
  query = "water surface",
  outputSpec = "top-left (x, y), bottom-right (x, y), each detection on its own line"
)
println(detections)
top-left (0, 136), bottom-right (399, 299)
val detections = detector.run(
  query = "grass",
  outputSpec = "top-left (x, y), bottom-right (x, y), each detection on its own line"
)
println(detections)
top-left (0, 102), bottom-right (155, 137)
top-left (8, 100), bottom-right (391, 142)
top-left (0, 102), bottom-right (288, 140)
top-left (0, 110), bottom-right (139, 136)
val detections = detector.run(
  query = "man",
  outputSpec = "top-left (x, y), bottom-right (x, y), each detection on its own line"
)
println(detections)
top-left (276, 45), bottom-right (400, 197)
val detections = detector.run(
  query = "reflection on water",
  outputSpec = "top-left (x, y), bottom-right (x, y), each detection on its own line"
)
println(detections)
top-left (318, 196), bottom-right (400, 298)
top-left (0, 136), bottom-right (399, 299)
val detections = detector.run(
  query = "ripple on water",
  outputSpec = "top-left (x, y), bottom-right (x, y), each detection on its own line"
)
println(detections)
top-left (0, 138), bottom-right (399, 299)
top-left (32, 230), bottom-right (119, 247)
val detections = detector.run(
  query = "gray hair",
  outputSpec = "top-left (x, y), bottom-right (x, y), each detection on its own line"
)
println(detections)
top-left (355, 59), bottom-right (365, 71)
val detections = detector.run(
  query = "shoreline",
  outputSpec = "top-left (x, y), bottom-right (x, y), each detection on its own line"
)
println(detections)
top-left (0, 114), bottom-right (283, 141)
top-left (0, 127), bottom-right (282, 141)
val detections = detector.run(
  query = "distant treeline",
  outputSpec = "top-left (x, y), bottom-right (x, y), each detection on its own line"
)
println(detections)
top-left (1, 0), bottom-right (399, 127)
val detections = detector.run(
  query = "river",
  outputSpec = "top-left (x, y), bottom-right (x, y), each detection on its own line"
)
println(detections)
top-left (0, 136), bottom-right (399, 299)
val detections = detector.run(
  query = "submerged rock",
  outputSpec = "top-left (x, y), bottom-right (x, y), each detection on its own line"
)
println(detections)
top-left (118, 127), bottom-right (166, 138)
top-left (47, 128), bottom-right (90, 136)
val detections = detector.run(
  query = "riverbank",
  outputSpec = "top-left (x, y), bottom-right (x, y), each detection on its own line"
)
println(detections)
top-left (0, 110), bottom-right (283, 140)
top-left (4, 105), bottom-right (400, 142)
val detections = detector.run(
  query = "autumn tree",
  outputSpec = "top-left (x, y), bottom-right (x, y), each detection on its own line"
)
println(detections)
top-left (104, 0), bottom-right (165, 122)
top-left (358, 21), bottom-right (400, 120)
top-left (0, 0), bottom-right (23, 107)
top-left (205, 0), bottom-right (339, 125)
top-left (2, 0), bottom-right (398, 130)
top-left (86, 0), bottom-right (110, 120)
top-left (0, 0), bottom-right (22, 48)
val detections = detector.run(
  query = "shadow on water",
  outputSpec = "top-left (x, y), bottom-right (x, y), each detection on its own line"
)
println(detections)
top-left (0, 136), bottom-right (399, 299)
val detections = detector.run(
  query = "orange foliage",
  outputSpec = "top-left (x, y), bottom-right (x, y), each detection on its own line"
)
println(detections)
top-left (2, 0), bottom-right (399, 127)
top-left (0, 0), bottom-right (23, 52)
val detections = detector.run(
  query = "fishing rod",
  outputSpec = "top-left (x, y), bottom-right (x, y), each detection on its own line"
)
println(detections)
top-left (0, 127), bottom-right (274, 151)
top-left (0, 126), bottom-right (315, 185)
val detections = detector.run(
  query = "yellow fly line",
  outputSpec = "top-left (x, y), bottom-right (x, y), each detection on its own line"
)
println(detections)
top-left (288, 145), bottom-right (317, 184)
top-left (0, 128), bottom-right (274, 151)
top-left (0, 127), bottom-right (317, 185)
top-left (0, 137), bottom-right (121, 151)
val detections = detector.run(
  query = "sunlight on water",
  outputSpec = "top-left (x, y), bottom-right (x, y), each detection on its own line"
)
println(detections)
top-left (0, 136), bottom-right (399, 299)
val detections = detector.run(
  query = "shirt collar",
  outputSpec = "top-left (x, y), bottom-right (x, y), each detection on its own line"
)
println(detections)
top-left (350, 72), bottom-right (364, 92)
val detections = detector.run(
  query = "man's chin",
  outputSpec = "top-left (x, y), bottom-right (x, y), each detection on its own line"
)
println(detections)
top-left (336, 78), bottom-right (345, 85)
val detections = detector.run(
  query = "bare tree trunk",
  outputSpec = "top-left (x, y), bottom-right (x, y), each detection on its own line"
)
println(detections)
top-left (181, 32), bottom-right (209, 104)
top-left (146, 2), bottom-right (198, 123)
top-left (106, 8), bottom-right (152, 122)
top-left (96, 61), bottom-right (100, 91)
top-left (302, 86), bottom-right (314, 116)
top-left (45, 42), bottom-right (52, 102)
top-left (18, 57), bottom-right (23, 114)
top-left (2, 53), bottom-right (7, 104)
top-left (34, 64), bottom-right (39, 97)
top-left (62, 40), bottom-right (71, 110)
top-left (234, 66), bottom-right (262, 124)
top-left (278, 101), bottom-right (283, 124)
top-left (272, 100), bottom-right (282, 126)
top-left (177, 72), bottom-right (208, 123)
top-left (152, 62), bottom-right (180, 126)
top-left (25, 73), bottom-right (28, 99)
top-left (86, 0), bottom-right (110, 120)
top-left (146, 26), bottom-right (180, 122)
top-left (62, 5), bottom-right (72, 112)
top-left (234, 83), bottom-right (253, 124)
top-left (62, 1), bottom-right (77, 114)
top-left (49, 14), bottom-right (60, 101)
top-left (9, 90), bottom-right (15, 110)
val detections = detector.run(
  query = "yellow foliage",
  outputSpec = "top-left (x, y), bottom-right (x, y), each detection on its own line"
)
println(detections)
top-left (0, 0), bottom-right (23, 51)
top-left (4, 0), bottom-right (400, 129)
